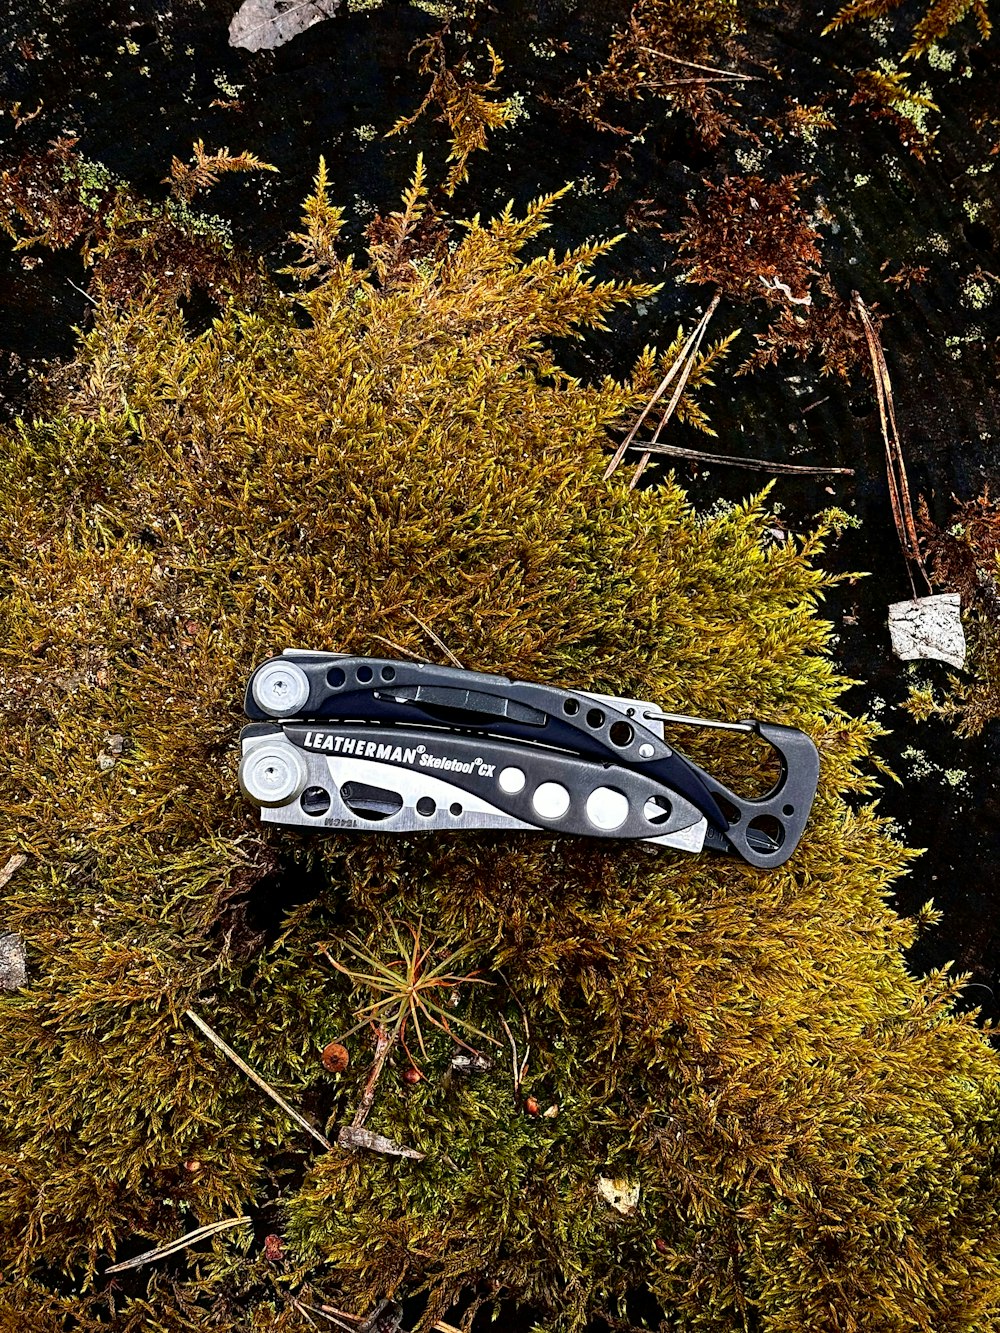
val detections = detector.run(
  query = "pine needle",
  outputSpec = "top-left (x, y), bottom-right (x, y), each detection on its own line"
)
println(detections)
top-left (406, 611), bottom-right (465, 668)
top-left (604, 292), bottom-right (721, 486)
top-left (625, 441), bottom-right (855, 475)
top-left (854, 293), bottom-right (931, 595)
top-left (104, 1215), bottom-right (251, 1274)
top-left (185, 1009), bottom-right (332, 1151)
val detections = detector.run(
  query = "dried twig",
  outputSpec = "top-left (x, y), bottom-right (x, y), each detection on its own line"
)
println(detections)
top-left (604, 293), bottom-right (721, 486)
top-left (351, 1024), bottom-right (396, 1129)
top-left (637, 48), bottom-right (760, 80)
top-left (291, 1303), bottom-right (349, 1331)
top-left (185, 1009), bottom-right (332, 1150)
top-left (498, 1015), bottom-right (530, 1097)
top-left (0, 854), bottom-right (27, 891)
top-left (626, 441), bottom-right (854, 476)
top-left (67, 276), bottom-right (98, 307)
top-left (368, 633), bottom-right (434, 664)
top-left (289, 1297), bottom-right (323, 1329)
top-left (104, 1215), bottom-right (251, 1274)
top-left (854, 293), bottom-right (931, 596)
top-left (319, 1303), bottom-right (462, 1333)
top-left (406, 610), bottom-right (464, 668)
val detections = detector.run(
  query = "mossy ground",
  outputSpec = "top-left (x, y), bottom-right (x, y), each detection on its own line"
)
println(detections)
top-left (1, 162), bottom-right (999, 1331)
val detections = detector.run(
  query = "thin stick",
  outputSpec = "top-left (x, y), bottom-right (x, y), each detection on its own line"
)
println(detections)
top-left (626, 441), bottom-right (855, 476)
top-left (637, 47), bottom-right (760, 79)
top-left (854, 294), bottom-right (931, 596)
top-left (628, 294), bottom-right (720, 489)
top-left (294, 1300), bottom-right (354, 1329)
top-left (185, 1009), bottom-right (332, 1150)
top-left (604, 293), bottom-right (721, 482)
top-left (67, 277), bottom-right (98, 307)
top-left (105, 1216), bottom-right (251, 1274)
top-left (498, 1015), bottom-right (522, 1096)
top-left (351, 1024), bottom-right (396, 1129)
top-left (646, 76), bottom-right (754, 88)
top-left (290, 1297), bottom-right (323, 1328)
top-left (321, 1305), bottom-right (463, 1333)
top-left (406, 610), bottom-right (464, 669)
top-left (368, 633), bottom-right (434, 664)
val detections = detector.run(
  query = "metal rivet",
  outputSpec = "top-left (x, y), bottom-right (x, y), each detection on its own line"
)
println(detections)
top-left (240, 744), bottom-right (308, 806)
top-left (638, 743), bottom-right (655, 759)
top-left (251, 660), bottom-right (310, 716)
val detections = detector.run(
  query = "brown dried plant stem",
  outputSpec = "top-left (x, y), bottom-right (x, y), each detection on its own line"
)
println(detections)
top-left (406, 609), bottom-right (465, 668)
top-left (185, 1009), bottom-right (332, 1150)
top-left (854, 293), bottom-right (931, 597)
top-left (604, 292), bottom-right (722, 487)
top-left (626, 441), bottom-right (854, 476)
top-left (637, 48), bottom-right (760, 80)
top-left (351, 1024), bottom-right (396, 1130)
top-left (104, 1215), bottom-right (251, 1274)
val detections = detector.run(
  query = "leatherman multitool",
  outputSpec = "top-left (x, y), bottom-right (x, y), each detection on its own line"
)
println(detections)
top-left (238, 652), bottom-right (819, 869)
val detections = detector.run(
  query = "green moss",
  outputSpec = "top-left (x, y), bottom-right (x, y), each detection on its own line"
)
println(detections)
top-left (1, 164), bottom-right (999, 1332)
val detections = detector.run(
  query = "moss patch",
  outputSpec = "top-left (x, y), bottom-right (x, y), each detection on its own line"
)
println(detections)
top-left (1, 166), bottom-right (999, 1332)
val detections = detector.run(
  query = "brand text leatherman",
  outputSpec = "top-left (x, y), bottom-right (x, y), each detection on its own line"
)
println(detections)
top-left (301, 732), bottom-right (495, 777)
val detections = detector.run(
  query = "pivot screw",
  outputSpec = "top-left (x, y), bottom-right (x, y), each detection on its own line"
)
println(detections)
top-left (251, 660), bottom-right (310, 716)
top-left (638, 743), bottom-right (655, 759)
top-left (240, 744), bottom-right (308, 806)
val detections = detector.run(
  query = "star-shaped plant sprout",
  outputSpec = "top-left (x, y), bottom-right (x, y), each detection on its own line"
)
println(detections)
top-left (319, 919), bottom-right (496, 1070)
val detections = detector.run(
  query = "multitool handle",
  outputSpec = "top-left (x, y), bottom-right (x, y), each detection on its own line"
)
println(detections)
top-left (244, 654), bottom-right (820, 867)
top-left (690, 722), bottom-right (819, 869)
top-left (245, 653), bottom-right (731, 831)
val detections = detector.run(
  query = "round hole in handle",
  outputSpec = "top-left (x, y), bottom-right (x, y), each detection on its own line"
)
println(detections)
top-left (449, 802), bottom-right (463, 817)
top-left (586, 708), bottom-right (605, 729)
top-left (746, 815), bottom-right (785, 853)
top-left (381, 665), bottom-right (396, 682)
top-left (585, 786), bottom-right (629, 831)
top-left (532, 782), bottom-right (571, 820)
top-left (643, 794), bottom-right (672, 826)
top-left (327, 666), bottom-right (346, 688)
top-left (782, 803), bottom-right (795, 816)
top-left (356, 665), bottom-right (373, 683)
top-left (416, 796), bottom-right (435, 817)
top-left (563, 698), bottom-right (580, 716)
top-left (300, 786), bottom-right (332, 817)
top-left (608, 720), bottom-right (633, 747)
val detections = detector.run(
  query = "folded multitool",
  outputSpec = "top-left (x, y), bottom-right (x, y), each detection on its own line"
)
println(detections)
top-left (238, 652), bottom-right (819, 869)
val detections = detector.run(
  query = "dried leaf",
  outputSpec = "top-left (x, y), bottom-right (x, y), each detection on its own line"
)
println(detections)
top-left (337, 1125), bottom-right (426, 1160)
top-left (229, 0), bottom-right (339, 52)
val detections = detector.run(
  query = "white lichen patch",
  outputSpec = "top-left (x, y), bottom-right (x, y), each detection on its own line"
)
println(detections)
top-left (926, 44), bottom-right (956, 71)
top-left (889, 594), bottom-right (966, 670)
top-left (597, 1177), bottom-right (640, 1215)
